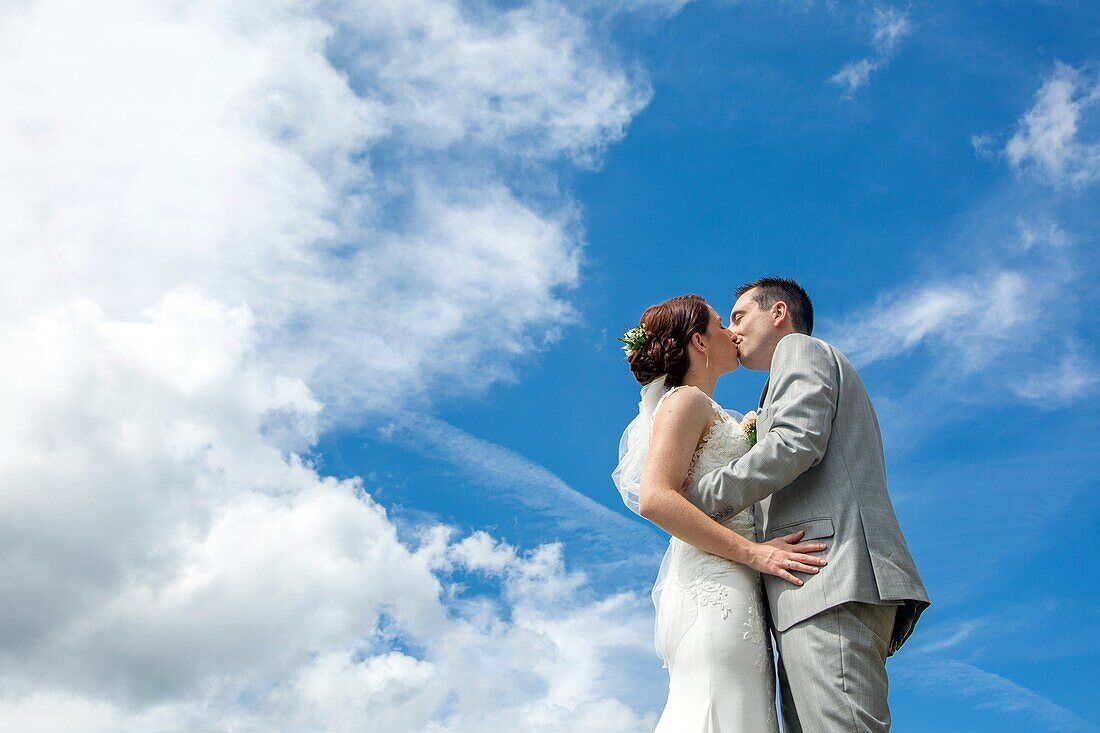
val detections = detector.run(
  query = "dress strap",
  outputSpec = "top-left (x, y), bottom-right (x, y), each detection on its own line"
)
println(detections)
top-left (653, 385), bottom-right (726, 426)
top-left (702, 392), bottom-right (732, 423)
top-left (652, 385), bottom-right (688, 423)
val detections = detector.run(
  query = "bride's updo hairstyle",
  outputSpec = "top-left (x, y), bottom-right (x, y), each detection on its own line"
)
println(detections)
top-left (628, 294), bottom-right (711, 389)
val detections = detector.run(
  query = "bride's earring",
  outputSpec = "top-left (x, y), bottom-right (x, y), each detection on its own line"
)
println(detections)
top-left (705, 351), bottom-right (710, 369)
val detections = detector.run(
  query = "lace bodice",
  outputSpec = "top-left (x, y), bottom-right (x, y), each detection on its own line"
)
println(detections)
top-left (688, 414), bottom-right (751, 481)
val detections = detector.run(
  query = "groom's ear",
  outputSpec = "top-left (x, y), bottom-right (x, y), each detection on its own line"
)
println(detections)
top-left (772, 300), bottom-right (789, 327)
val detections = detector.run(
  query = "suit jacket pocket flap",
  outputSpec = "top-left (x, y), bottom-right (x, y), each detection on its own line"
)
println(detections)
top-left (766, 517), bottom-right (835, 541)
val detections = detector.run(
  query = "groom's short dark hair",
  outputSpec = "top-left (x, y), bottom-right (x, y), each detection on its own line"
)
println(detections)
top-left (736, 277), bottom-right (814, 335)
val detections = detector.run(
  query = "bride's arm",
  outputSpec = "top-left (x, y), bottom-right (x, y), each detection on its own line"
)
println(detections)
top-left (638, 388), bottom-right (825, 584)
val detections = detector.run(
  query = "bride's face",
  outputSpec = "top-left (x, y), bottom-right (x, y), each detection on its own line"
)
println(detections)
top-left (699, 307), bottom-right (740, 374)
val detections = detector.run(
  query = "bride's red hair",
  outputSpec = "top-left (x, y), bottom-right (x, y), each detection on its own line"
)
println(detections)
top-left (627, 294), bottom-right (711, 388)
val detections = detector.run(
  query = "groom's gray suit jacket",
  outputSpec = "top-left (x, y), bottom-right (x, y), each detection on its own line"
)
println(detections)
top-left (690, 333), bottom-right (930, 654)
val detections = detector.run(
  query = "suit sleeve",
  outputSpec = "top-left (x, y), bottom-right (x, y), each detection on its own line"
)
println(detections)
top-left (688, 334), bottom-right (838, 518)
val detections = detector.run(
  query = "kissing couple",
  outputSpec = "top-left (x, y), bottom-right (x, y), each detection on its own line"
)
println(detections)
top-left (613, 278), bottom-right (930, 732)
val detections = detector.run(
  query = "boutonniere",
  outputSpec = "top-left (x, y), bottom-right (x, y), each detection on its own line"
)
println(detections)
top-left (740, 411), bottom-right (757, 447)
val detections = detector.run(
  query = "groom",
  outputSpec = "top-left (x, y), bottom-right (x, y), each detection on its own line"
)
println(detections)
top-left (691, 278), bottom-right (929, 732)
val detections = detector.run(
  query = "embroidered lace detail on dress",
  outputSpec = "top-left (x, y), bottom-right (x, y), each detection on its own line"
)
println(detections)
top-left (682, 575), bottom-right (734, 619)
top-left (742, 584), bottom-right (778, 728)
top-left (686, 417), bottom-right (730, 475)
top-left (742, 587), bottom-right (769, 672)
top-left (690, 416), bottom-right (749, 476)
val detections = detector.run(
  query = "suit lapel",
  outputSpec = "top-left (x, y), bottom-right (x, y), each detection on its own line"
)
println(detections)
top-left (756, 376), bottom-right (773, 539)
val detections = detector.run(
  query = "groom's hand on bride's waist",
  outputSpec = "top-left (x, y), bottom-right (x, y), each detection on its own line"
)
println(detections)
top-left (749, 530), bottom-right (828, 587)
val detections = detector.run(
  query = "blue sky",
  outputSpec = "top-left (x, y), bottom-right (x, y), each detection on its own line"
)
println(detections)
top-left (2, 1), bottom-right (1098, 731)
top-left (320, 2), bottom-right (1100, 730)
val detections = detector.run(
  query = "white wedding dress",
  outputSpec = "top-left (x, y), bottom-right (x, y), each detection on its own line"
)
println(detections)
top-left (651, 387), bottom-right (778, 733)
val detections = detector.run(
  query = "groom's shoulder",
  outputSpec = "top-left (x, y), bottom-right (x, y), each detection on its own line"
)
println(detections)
top-left (774, 332), bottom-right (832, 360)
top-left (772, 335), bottom-right (848, 381)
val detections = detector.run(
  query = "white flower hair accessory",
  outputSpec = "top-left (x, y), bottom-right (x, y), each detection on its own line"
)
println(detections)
top-left (618, 323), bottom-right (647, 354)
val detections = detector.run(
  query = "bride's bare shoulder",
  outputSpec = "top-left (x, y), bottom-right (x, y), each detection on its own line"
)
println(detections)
top-left (654, 385), bottom-right (713, 424)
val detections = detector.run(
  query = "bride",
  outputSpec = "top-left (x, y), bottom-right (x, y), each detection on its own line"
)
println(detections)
top-left (613, 294), bottom-right (827, 732)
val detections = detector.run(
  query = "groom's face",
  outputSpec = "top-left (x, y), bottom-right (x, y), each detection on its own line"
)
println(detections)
top-left (729, 288), bottom-right (774, 371)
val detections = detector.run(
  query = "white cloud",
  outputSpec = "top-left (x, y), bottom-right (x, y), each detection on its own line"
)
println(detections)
top-left (897, 659), bottom-right (1100, 733)
top-left (1005, 62), bottom-right (1100, 188)
top-left (383, 416), bottom-right (662, 560)
top-left (870, 6), bottom-right (911, 56)
top-left (823, 206), bottom-right (1094, 409)
top-left (904, 620), bottom-right (983, 656)
top-left (0, 0), bottom-right (650, 418)
top-left (971, 133), bottom-right (998, 160)
top-left (1017, 215), bottom-right (1074, 250)
top-left (829, 6), bottom-right (912, 95)
top-left (831, 67), bottom-right (1100, 416)
top-left (826, 271), bottom-right (1025, 372)
top-left (592, 0), bottom-right (694, 18)
top-left (0, 295), bottom-right (661, 730)
top-left (830, 58), bottom-right (879, 93)
top-left (1013, 350), bottom-right (1100, 403)
top-left (330, 0), bottom-right (650, 165)
top-left (0, 0), bottom-right (664, 729)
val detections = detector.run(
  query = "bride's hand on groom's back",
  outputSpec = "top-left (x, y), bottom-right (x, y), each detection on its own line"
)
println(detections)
top-left (748, 530), bottom-right (827, 586)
